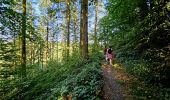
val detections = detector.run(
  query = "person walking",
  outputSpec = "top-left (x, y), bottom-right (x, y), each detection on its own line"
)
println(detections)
top-left (107, 46), bottom-right (114, 65)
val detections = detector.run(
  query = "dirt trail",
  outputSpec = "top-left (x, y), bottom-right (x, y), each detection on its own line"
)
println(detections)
top-left (102, 63), bottom-right (123, 100)
top-left (101, 62), bottom-right (137, 100)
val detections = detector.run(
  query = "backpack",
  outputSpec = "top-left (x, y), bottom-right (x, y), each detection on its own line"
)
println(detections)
top-left (108, 48), bottom-right (112, 54)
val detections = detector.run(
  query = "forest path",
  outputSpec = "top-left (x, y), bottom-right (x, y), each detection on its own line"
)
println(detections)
top-left (101, 61), bottom-right (137, 100)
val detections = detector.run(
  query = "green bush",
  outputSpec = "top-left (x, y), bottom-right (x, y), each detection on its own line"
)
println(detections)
top-left (1, 53), bottom-right (103, 100)
top-left (124, 60), bottom-right (150, 77)
top-left (59, 53), bottom-right (103, 100)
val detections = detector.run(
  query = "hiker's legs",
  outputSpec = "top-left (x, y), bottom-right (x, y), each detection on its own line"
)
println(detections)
top-left (107, 58), bottom-right (110, 64)
top-left (109, 58), bottom-right (112, 65)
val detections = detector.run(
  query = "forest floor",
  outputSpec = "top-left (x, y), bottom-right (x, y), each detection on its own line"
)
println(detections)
top-left (101, 61), bottom-right (139, 100)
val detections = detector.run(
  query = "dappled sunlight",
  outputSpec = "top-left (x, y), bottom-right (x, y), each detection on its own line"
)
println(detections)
top-left (101, 61), bottom-right (124, 100)
top-left (112, 63), bottom-right (137, 82)
top-left (1, 0), bottom-right (169, 99)
top-left (112, 63), bottom-right (122, 68)
top-left (101, 61), bottom-right (139, 98)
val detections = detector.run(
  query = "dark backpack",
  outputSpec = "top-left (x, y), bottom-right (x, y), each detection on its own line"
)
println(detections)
top-left (108, 48), bottom-right (112, 54)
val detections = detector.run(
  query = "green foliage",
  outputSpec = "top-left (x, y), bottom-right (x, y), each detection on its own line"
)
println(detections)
top-left (99, 0), bottom-right (170, 85)
top-left (129, 80), bottom-right (170, 100)
top-left (72, 62), bottom-right (103, 99)
top-left (132, 0), bottom-right (170, 85)
top-left (1, 53), bottom-right (103, 100)
top-left (99, 0), bottom-right (170, 99)
top-left (0, 1), bottom-right (22, 34)
top-left (124, 60), bottom-right (150, 77)
top-left (0, 38), bottom-right (19, 96)
top-left (57, 53), bottom-right (103, 100)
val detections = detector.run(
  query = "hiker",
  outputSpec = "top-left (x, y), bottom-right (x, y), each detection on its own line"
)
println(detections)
top-left (107, 46), bottom-right (114, 65)
top-left (103, 46), bottom-right (107, 61)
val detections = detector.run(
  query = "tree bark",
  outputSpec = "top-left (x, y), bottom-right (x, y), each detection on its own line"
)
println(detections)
top-left (46, 21), bottom-right (49, 65)
top-left (30, 0), bottom-right (34, 65)
top-left (66, 0), bottom-right (71, 60)
top-left (21, 0), bottom-right (27, 78)
top-left (80, 0), bottom-right (88, 58)
top-left (73, 2), bottom-right (78, 52)
top-left (94, 0), bottom-right (98, 50)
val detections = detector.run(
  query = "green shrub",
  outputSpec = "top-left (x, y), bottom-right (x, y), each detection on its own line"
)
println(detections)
top-left (1, 53), bottom-right (103, 100)
top-left (59, 53), bottom-right (103, 100)
top-left (124, 60), bottom-right (150, 77)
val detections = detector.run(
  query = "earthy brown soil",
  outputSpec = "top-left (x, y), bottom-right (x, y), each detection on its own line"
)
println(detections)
top-left (101, 61), bottom-right (137, 100)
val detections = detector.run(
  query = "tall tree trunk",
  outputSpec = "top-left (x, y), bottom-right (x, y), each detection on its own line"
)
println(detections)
top-left (56, 32), bottom-right (59, 63)
top-left (30, 0), bottom-right (34, 65)
top-left (40, 43), bottom-right (44, 68)
top-left (13, 32), bottom-right (16, 76)
top-left (19, 1), bottom-right (22, 66)
top-left (42, 47), bottom-right (44, 68)
top-left (46, 21), bottom-right (49, 65)
top-left (19, 35), bottom-right (22, 65)
top-left (66, 0), bottom-right (71, 60)
top-left (80, 0), bottom-right (88, 58)
top-left (73, 2), bottom-right (78, 52)
top-left (38, 43), bottom-right (40, 66)
top-left (21, 0), bottom-right (27, 78)
top-left (94, 0), bottom-right (98, 50)
top-left (51, 32), bottom-right (55, 60)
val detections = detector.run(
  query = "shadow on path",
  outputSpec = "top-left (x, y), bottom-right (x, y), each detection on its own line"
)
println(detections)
top-left (101, 62), bottom-right (124, 100)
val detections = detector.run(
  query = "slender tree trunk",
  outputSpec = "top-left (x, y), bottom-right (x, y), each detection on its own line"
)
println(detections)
top-left (49, 42), bottom-right (51, 59)
top-left (46, 21), bottom-right (49, 65)
top-left (80, 0), bottom-right (88, 58)
top-left (42, 48), bottom-right (44, 68)
top-left (32, 43), bottom-right (35, 64)
top-left (56, 33), bottom-right (59, 63)
top-left (94, 0), bottom-right (98, 50)
top-left (19, 1), bottom-right (22, 66)
top-left (73, 3), bottom-right (78, 52)
top-left (13, 32), bottom-right (16, 76)
top-left (29, 31), bottom-right (33, 65)
top-left (30, 0), bottom-right (36, 64)
top-left (30, 0), bottom-right (34, 65)
top-left (19, 35), bottom-right (21, 65)
top-left (52, 32), bottom-right (55, 60)
top-left (21, 0), bottom-right (27, 78)
top-left (66, 0), bottom-right (71, 60)
top-left (38, 43), bottom-right (40, 66)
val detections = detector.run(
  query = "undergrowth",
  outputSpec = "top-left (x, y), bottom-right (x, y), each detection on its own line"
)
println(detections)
top-left (116, 53), bottom-right (170, 99)
top-left (1, 52), bottom-right (103, 100)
